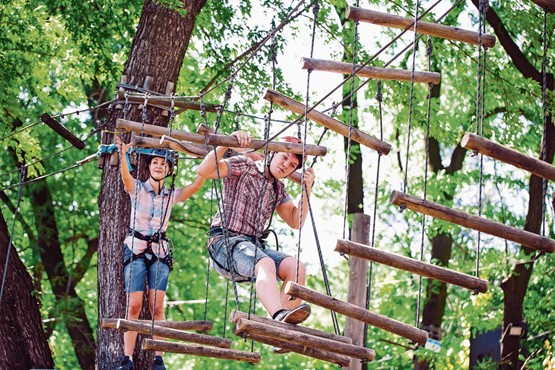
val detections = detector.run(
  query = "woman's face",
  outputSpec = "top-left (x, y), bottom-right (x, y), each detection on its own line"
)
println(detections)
top-left (149, 157), bottom-right (171, 180)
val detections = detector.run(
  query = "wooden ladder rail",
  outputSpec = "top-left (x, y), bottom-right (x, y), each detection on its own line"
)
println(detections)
top-left (142, 339), bottom-right (261, 363)
top-left (335, 239), bottom-right (488, 293)
top-left (346, 6), bottom-right (496, 48)
top-left (301, 57), bottom-right (441, 85)
top-left (116, 118), bottom-right (327, 157)
top-left (102, 318), bottom-right (213, 332)
top-left (390, 190), bottom-right (555, 253)
top-left (284, 282), bottom-right (428, 345)
top-left (462, 132), bottom-right (555, 182)
top-left (263, 89), bottom-right (391, 155)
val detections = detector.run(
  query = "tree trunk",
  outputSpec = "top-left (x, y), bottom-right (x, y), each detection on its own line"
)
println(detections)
top-left (96, 1), bottom-right (207, 368)
top-left (468, 2), bottom-right (555, 368)
top-left (0, 208), bottom-right (54, 369)
top-left (28, 180), bottom-right (96, 370)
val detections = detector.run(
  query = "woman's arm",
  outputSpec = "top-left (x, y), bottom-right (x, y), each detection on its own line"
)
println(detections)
top-left (178, 175), bottom-right (206, 202)
top-left (115, 136), bottom-right (135, 192)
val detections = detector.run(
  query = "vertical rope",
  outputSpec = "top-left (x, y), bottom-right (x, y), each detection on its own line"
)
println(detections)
top-left (402, 0), bottom-right (421, 194)
top-left (0, 166), bottom-right (26, 303)
top-left (540, 7), bottom-right (549, 238)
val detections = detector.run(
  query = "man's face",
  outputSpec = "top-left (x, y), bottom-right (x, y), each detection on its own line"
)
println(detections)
top-left (269, 152), bottom-right (299, 179)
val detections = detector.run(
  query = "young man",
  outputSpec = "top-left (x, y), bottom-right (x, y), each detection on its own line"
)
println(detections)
top-left (115, 136), bottom-right (205, 370)
top-left (197, 130), bottom-right (315, 325)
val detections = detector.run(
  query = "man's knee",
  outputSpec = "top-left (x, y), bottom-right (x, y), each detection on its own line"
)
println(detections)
top-left (279, 257), bottom-right (305, 280)
top-left (255, 257), bottom-right (277, 277)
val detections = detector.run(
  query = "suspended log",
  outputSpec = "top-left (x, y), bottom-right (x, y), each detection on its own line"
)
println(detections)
top-left (236, 329), bottom-right (352, 367)
top-left (284, 282), bottom-right (428, 345)
top-left (115, 91), bottom-right (221, 113)
top-left (230, 310), bottom-right (352, 344)
top-left (40, 113), bottom-right (85, 150)
top-left (101, 318), bottom-right (212, 332)
top-left (461, 132), bottom-right (555, 182)
top-left (142, 339), bottom-right (261, 363)
top-left (234, 318), bottom-right (375, 361)
top-left (390, 190), bottom-right (555, 253)
top-left (530, 0), bottom-right (555, 12)
top-left (264, 89), bottom-right (391, 155)
top-left (133, 136), bottom-right (210, 158)
top-left (116, 119), bottom-right (327, 157)
top-left (301, 57), bottom-right (441, 85)
top-left (107, 319), bottom-right (232, 348)
top-left (335, 239), bottom-right (488, 293)
top-left (346, 7), bottom-right (496, 48)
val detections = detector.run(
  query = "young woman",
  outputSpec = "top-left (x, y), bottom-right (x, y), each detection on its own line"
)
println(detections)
top-left (115, 136), bottom-right (205, 370)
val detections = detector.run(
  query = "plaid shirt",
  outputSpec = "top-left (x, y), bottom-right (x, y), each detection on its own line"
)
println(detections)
top-left (211, 156), bottom-right (290, 236)
top-left (123, 180), bottom-right (183, 256)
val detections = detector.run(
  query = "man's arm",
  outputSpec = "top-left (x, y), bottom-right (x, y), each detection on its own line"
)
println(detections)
top-left (276, 168), bottom-right (315, 229)
top-left (197, 130), bottom-right (251, 179)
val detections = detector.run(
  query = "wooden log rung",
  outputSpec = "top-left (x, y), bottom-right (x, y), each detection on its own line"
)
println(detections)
top-left (116, 118), bottom-right (327, 157)
top-left (101, 318), bottom-right (212, 332)
top-left (530, 0), bottom-right (555, 13)
top-left (234, 328), bottom-right (352, 367)
top-left (234, 318), bottom-right (375, 361)
top-left (133, 136), bottom-right (210, 159)
top-left (142, 339), bottom-right (261, 363)
top-left (284, 282), bottom-right (428, 345)
top-left (103, 319), bottom-right (232, 348)
top-left (263, 89), bottom-right (391, 155)
top-left (390, 190), bottom-right (555, 253)
top-left (115, 91), bottom-right (222, 113)
top-left (40, 113), bottom-right (85, 150)
top-left (346, 6), bottom-right (496, 48)
top-left (301, 57), bottom-right (441, 85)
top-left (461, 132), bottom-right (555, 182)
top-left (230, 310), bottom-right (353, 344)
top-left (335, 239), bottom-right (488, 293)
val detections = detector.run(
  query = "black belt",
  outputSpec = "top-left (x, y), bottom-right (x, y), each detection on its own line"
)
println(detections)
top-left (128, 229), bottom-right (167, 242)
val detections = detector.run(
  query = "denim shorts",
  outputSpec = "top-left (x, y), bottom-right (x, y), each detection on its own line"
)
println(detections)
top-left (123, 245), bottom-right (170, 293)
top-left (207, 234), bottom-right (290, 282)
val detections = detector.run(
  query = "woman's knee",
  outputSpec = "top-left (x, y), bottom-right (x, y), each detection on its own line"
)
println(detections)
top-left (127, 299), bottom-right (143, 317)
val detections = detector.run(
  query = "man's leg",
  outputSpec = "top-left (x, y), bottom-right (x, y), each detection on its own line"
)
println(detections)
top-left (254, 256), bottom-right (282, 317)
top-left (277, 256), bottom-right (306, 310)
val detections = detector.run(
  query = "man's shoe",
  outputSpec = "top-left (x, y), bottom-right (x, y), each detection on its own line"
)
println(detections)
top-left (274, 303), bottom-right (311, 325)
top-left (116, 355), bottom-right (134, 370)
top-left (153, 355), bottom-right (166, 370)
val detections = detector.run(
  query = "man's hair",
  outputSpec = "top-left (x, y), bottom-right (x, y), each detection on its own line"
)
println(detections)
top-left (281, 136), bottom-right (306, 170)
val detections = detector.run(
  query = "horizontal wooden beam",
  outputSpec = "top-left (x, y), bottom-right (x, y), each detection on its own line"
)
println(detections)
top-left (235, 318), bottom-right (375, 361)
top-left (284, 282), bottom-right (428, 345)
top-left (530, 0), bottom-right (555, 12)
top-left (461, 132), bottom-right (555, 182)
top-left (41, 113), bottom-right (85, 149)
top-left (264, 89), bottom-right (391, 155)
top-left (133, 136), bottom-right (210, 158)
top-left (106, 319), bottom-right (232, 348)
top-left (101, 318), bottom-right (212, 332)
top-left (335, 239), bottom-right (488, 293)
top-left (230, 310), bottom-right (352, 344)
top-left (301, 57), bottom-right (441, 85)
top-left (390, 190), bottom-right (555, 253)
top-left (115, 91), bottom-right (221, 113)
top-left (116, 119), bottom-right (327, 157)
top-left (142, 339), bottom-right (261, 363)
top-left (346, 6), bottom-right (496, 48)
top-left (234, 328), bottom-right (352, 367)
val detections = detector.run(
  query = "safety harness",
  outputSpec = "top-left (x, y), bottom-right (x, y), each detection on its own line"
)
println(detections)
top-left (124, 229), bottom-right (174, 271)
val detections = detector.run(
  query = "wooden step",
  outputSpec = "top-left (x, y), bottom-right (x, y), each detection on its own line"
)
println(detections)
top-left (335, 239), bottom-right (488, 293)
top-left (101, 318), bottom-right (212, 332)
top-left (390, 190), bottom-right (555, 253)
top-left (142, 339), bottom-right (261, 363)
top-left (346, 6), bottom-right (496, 48)
top-left (101, 318), bottom-right (232, 348)
top-left (234, 318), bottom-right (375, 362)
top-left (461, 132), bottom-right (555, 182)
top-left (115, 91), bottom-right (221, 113)
top-left (301, 57), bottom-right (441, 85)
top-left (263, 89), bottom-right (391, 155)
top-left (116, 118), bottom-right (328, 157)
top-left (284, 282), bottom-right (428, 345)
top-left (41, 113), bottom-right (85, 150)
top-left (530, 0), bottom-right (555, 12)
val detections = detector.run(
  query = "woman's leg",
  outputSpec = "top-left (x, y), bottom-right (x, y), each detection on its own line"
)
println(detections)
top-left (123, 291), bottom-right (144, 356)
top-left (148, 289), bottom-right (167, 357)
